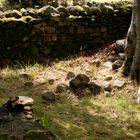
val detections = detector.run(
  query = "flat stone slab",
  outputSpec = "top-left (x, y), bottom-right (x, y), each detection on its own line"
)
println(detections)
top-left (113, 80), bottom-right (125, 88)
top-left (15, 96), bottom-right (34, 106)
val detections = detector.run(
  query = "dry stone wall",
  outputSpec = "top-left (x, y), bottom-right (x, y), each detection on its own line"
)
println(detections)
top-left (0, 1), bottom-right (132, 61)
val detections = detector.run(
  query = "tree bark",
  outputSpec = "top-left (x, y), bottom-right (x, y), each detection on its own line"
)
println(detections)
top-left (123, 0), bottom-right (140, 103)
top-left (123, 0), bottom-right (140, 84)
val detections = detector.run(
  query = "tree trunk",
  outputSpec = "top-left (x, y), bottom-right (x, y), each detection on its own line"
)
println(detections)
top-left (123, 0), bottom-right (140, 103)
top-left (123, 0), bottom-right (140, 84)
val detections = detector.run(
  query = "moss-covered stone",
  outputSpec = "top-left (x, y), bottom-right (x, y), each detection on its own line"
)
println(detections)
top-left (0, 1), bottom-right (132, 61)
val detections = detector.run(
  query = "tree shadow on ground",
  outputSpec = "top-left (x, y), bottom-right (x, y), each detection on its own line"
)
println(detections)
top-left (0, 56), bottom-right (139, 140)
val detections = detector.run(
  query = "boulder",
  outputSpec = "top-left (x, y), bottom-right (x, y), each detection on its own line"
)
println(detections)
top-left (87, 81), bottom-right (102, 95)
top-left (69, 74), bottom-right (90, 89)
top-left (37, 5), bottom-right (58, 17)
top-left (56, 83), bottom-right (69, 93)
top-left (42, 90), bottom-right (55, 101)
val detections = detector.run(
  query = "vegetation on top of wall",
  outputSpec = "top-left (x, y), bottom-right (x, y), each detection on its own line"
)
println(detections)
top-left (0, 0), bottom-right (132, 62)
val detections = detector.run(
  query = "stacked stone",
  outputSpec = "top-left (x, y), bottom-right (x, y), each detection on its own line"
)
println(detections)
top-left (4, 96), bottom-right (34, 120)
top-left (17, 96), bottom-right (34, 119)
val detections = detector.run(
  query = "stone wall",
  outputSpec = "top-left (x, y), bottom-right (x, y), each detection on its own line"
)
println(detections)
top-left (0, 1), bottom-right (132, 61)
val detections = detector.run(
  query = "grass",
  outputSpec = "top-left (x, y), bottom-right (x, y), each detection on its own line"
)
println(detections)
top-left (40, 92), bottom-right (140, 140)
top-left (0, 51), bottom-right (139, 139)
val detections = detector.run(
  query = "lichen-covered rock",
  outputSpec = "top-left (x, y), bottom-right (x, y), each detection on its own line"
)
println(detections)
top-left (82, 5), bottom-right (92, 16)
top-left (99, 3), bottom-right (114, 15)
top-left (26, 8), bottom-right (38, 18)
top-left (37, 5), bottom-right (58, 17)
top-left (75, 5), bottom-right (87, 16)
top-left (69, 74), bottom-right (90, 89)
top-left (91, 6), bottom-right (102, 16)
top-left (56, 6), bottom-right (69, 17)
top-left (20, 8), bottom-right (29, 16)
top-left (4, 10), bottom-right (22, 18)
top-left (66, 6), bottom-right (79, 16)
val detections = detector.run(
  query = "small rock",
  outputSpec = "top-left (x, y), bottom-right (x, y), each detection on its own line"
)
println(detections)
top-left (24, 106), bottom-right (32, 111)
top-left (104, 76), bottom-right (112, 81)
top-left (56, 83), bottom-right (69, 93)
top-left (66, 71), bottom-right (75, 80)
top-left (48, 79), bottom-right (55, 85)
top-left (19, 72), bottom-right (32, 80)
top-left (91, 60), bottom-right (101, 67)
top-left (104, 91), bottom-right (112, 97)
top-left (113, 80), bottom-right (125, 88)
top-left (112, 60), bottom-right (123, 70)
top-left (116, 39), bottom-right (125, 52)
top-left (118, 53), bottom-right (125, 60)
top-left (25, 114), bottom-right (33, 119)
top-left (87, 81), bottom-right (102, 95)
top-left (42, 90), bottom-right (55, 101)
top-left (24, 111), bottom-right (33, 115)
top-left (69, 74), bottom-right (90, 89)
top-left (103, 61), bottom-right (112, 69)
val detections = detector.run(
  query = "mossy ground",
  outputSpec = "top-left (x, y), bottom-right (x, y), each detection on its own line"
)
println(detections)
top-left (0, 44), bottom-right (139, 140)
